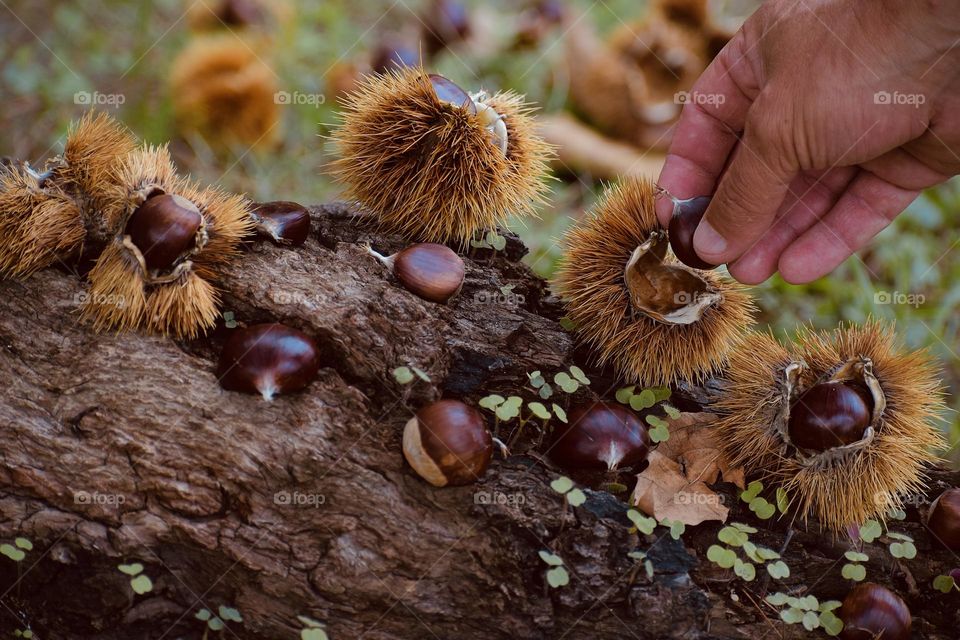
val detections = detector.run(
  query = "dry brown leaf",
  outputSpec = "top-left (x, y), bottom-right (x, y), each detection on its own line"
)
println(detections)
top-left (630, 412), bottom-right (745, 526)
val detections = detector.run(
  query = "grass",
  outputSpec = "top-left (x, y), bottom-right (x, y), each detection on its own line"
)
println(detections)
top-left (1, 0), bottom-right (957, 465)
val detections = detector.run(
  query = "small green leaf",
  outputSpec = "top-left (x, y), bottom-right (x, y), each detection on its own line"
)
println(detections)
top-left (630, 389), bottom-right (656, 410)
top-left (539, 550), bottom-right (564, 566)
top-left (559, 316), bottom-right (576, 331)
top-left (546, 566), bottom-right (569, 588)
top-left (410, 366), bottom-right (431, 382)
top-left (552, 404), bottom-right (567, 423)
top-left (766, 592), bottom-right (790, 606)
top-left (844, 551), bottom-right (869, 563)
top-left (887, 507), bottom-right (906, 521)
top-left (223, 311), bottom-right (238, 329)
top-left (734, 558), bottom-right (756, 581)
top-left (776, 488), bottom-right (790, 514)
top-left (933, 574), bottom-right (957, 593)
top-left (707, 545), bottom-right (736, 569)
top-left (219, 605), bottom-right (242, 622)
top-left (626, 510), bottom-right (657, 535)
top-left (666, 519), bottom-right (685, 540)
top-left (742, 540), bottom-right (762, 562)
top-left (569, 366), bottom-right (590, 385)
top-left (553, 372), bottom-right (579, 393)
top-left (496, 401), bottom-right (521, 421)
top-left (797, 596), bottom-right (819, 611)
top-left (651, 386), bottom-right (672, 402)
top-left (780, 607), bottom-right (804, 624)
top-left (196, 609), bottom-right (212, 621)
top-left (392, 366), bottom-right (414, 384)
top-left (749, 498), bottom-right (776, 520)
top-left (730, 522), bottom-right (758, 534)
top-left (889, 541), bottom-right (917, 559)
top-left (662, 404), bottom-right (681, 419)
top-left (801, 611), bottom-right (821, 631)
top-left (859, 520), bottom-right (882, 543)
top-left (539, 383), bottom-right (554, 399)
top-left (490, 234), bottom-right (507, 251)
top-left (886, 532), bottom-right (913, 542)
top-left (741, 480), bottom-right (763, 502)
top-left (566, 489), bottom-right (586, 507)
top-left (130, 574), bottom-right (153, 595)
top-left (767, 561), bottom-right (790, 579)
top-left (647, 417), bottom-right (670, 443)
top-left (297, 615), bottom-right (324, 628)
top-left (755, 547), bottom-right (780, 561)
top-left (301, 630), bottom-right (329, 640)
top-left (21, 631), bottom-right (33, 639)
top-left (820, 611), bottom-right (844, 636)
top-left (529, 373), bottom-right (545, 388)
top-left (527, 402), bottom-right (551, 420)
top-left (14, 538), bottom-right (32, 551)
top-left (718, 526), bottom-right (748, 547)
top-left (479, 394), bottom-right (505, 409)
top-left (207, 617), bottom-right (225, 631)
top-left (841, 563), bottom-right (867, 582)
top-left (819, 601), bottom-right (842, 613)
top-left (1, 545), bottom-right (25, 562)
top-left (615, 386), bottom-right (635, 404)
top-left (551, 477), bottom-right (574, 494)
top-left (117, 563), bottom-right (143, 576)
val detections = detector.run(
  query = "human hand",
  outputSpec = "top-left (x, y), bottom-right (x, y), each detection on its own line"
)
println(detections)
top-left (655, 0), bottom-right (960, 284)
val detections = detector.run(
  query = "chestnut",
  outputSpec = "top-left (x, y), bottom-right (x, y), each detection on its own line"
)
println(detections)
top-left (371, 39), bottom-right (420, 75)
top-left (667, 195), bottom-right (716, 270)
top-left (217, 323), bottom-right (321, 400)
top-left (422, 0), bottom-right (471, 55)
top-left (367, 243), bottom-right (465, 304)
top-left (429, 73), bottom-right (475, 114)
top-left (403, 400), bottom-right (493, 486)
top-left (126, 194), bottom-right (203, 271)
top-left (788, 381), bottom-right (873, 452)
top-left (250, 201), bottom-right (310, 246)
top-left (838, 583), bottom-right (911, 640)
top-left (547, 403), bottom-right (651, 471)
top-left (927, 487), bottom-right (960, 550)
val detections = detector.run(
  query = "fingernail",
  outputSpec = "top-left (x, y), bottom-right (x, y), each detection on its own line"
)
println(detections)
top-left (693, 220), bottom-right (727, 257)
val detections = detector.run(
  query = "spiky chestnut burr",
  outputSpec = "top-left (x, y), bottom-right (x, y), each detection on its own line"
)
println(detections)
top-left (553, 177), bottom-right (755, 386)
top-left (713, 322), bottom-right (946, 533)
top-left (169, 34), bottom-right (280, 148)
top-left (330, 68), bottom-right (552, 246)
top-left (403, 400), bottom-right (493, 486)
top-left (82, 146), bottom-right (254, 338)
top-left (217, 323), bottom-right (321, 399)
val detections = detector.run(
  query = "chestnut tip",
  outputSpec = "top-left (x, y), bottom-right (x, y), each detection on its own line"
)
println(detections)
top-left (216, 323), bottom-right (321, 400)
top-left (547, 403), bottom-right (651, 471)
top-left (251, 201), bottom-right (311, 247)
top-left (403, 399), bottom-right (493, 487)
top-left (667, 195), bottom-right (717, 271)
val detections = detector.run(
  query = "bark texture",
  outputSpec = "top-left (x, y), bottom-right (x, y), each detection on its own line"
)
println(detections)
top-left (0, 203), bottom-right (957, 639)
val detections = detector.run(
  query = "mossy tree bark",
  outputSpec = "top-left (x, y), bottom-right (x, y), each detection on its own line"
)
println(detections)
top-left (0, 204), bottom-right (957, 639)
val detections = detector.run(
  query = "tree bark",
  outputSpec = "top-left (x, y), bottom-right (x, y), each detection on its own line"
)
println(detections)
top-left (0, 203), bottom-right (957, 639)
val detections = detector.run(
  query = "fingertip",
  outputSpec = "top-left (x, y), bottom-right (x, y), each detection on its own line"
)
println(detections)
top-left (691, 218), bottom-right (728, 263)
top-left (727, 256), bottom-right (774, 285)
top-left (776, 252), bottom-right (821, 285)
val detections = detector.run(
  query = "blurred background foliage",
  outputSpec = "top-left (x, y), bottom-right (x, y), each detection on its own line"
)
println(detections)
top-left (0, 0), bottom-right (957, 465)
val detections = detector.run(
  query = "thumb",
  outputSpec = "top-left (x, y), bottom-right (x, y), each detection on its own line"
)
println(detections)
top-left (693, 116), bottom-right (796, 266)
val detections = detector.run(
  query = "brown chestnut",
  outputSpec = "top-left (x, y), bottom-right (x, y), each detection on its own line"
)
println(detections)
top-left (403, 400), bottom-right (493, 486)
top-left (927, 487), bottom-right (960, 551)
top-left (788, 381), bottom-right (873, 452)
top-left (429, 73), bottom-right (476, 113)
top-left (251, 201), bottom-right (310, 246)
top-left (217, 323), bottom-right (321, 400)
top-left (547, 403), bottom-right (651, 471)
top-left (838, 583), bottom-right (911, 640)
top-left (667, 195), bottom-right (716, 270)
top-left (422, 0), bottom-right (471, 55)
top-left (126, 194), bottom-right (203, 271)
top-left (368, 243), bottom-right (465, 304)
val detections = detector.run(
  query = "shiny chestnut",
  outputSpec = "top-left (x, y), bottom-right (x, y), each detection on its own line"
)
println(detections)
top-left (548, 403), bottom-right (651, 471)
top-left (251, 201), bottom-right (310, 246)
top-left (788, 381), bottom-right (873, 452)
top-left (838, 583), bottom-right (911, 640)
top-left (667, 195), bottom-right (715, 270)
top-left (403, 400), bottom-right (493, 487)
top-left (927, 487), bottom-right (960, 551)
top-left (368, 243), bottom-right (465, 304)
top-left (217, 323), bottom-right (321, 400)
top-left (126, 194), bottom-right (203, 271)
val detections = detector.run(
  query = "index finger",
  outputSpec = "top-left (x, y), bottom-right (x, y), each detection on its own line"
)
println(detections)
top-left (655, 30), bottom-right (763, 226)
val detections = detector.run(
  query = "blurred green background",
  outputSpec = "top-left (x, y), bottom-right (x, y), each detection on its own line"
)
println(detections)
top-left (1, 0), bottom-right (957, 465)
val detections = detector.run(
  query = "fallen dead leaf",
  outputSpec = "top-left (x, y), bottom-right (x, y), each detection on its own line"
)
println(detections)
top-left (631, 412), bottom-right (745, 526)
